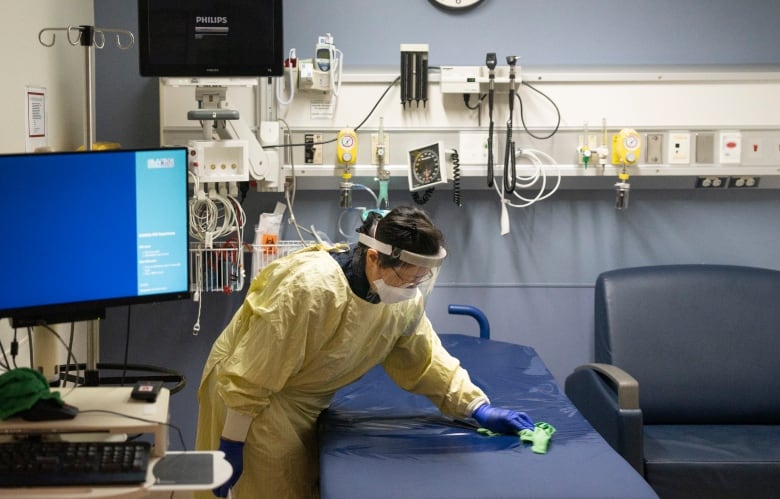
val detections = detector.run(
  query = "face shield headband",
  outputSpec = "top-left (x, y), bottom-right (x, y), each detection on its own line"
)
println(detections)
top-left (357, 233), bottom-right (447, 268)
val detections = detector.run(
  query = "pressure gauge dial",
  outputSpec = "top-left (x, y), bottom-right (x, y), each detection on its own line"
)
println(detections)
top-left (623, 134), bottom-right (640, 150)
top-left (408, 142), bottom-right (447, 191)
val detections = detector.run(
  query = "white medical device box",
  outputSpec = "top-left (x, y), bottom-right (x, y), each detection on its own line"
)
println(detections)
top-left (188, 139), bottom-right (249, 182)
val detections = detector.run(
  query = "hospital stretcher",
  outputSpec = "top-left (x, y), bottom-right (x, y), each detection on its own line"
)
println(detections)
top-left (317, 331), bottom-right (659, 499)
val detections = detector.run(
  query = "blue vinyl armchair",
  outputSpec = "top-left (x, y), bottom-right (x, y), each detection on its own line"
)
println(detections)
top-left (565, 264), bottom-right (780, 499)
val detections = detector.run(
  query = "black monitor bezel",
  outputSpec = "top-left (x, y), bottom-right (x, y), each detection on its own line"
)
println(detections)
top-left (137, 0), bottom-right (284, 78)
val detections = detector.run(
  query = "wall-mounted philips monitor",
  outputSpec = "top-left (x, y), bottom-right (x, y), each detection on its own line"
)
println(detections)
top-left (0, 148), bottom-right (191, 327)
top-left (138, 0), bottom-right (284, 77)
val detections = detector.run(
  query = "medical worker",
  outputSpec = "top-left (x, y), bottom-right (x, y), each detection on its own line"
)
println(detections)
top-left (195, 205), bottom-right (534, 498)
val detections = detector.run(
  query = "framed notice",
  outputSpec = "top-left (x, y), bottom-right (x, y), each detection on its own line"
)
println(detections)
top-left (25, 87), bottom-right (48, 152)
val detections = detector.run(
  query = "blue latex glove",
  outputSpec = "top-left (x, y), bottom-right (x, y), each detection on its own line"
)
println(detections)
top-left (214, 437), bottom-right (244, 497)
top-left (472, 403), bottom-right (534, 434)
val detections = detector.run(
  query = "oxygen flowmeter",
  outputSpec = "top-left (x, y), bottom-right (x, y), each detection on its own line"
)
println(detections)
top-left (337, 128), bottom-right (358, 208)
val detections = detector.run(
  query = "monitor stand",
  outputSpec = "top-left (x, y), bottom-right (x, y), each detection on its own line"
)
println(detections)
top-left (84, 319), bottom-right (100, 386)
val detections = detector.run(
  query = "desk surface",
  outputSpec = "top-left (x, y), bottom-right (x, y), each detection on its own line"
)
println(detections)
top-left (0, 387), bottom-right (230, 498)
top-left (0, 387), bottom-right (169, 434)
top-left (0, 387), bottom-right (170, 457)
top-left (318, 334), bottom-right (658, 499)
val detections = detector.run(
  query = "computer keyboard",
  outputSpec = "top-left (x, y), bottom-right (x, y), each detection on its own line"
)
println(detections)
top-left (0, 440), bottom-right (150, 487)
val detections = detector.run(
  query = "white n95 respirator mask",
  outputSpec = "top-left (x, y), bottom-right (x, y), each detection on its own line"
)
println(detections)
top-left (372, 279), bottom-right (421, 304)
top-left (359, 232), bottom-right (446, 307)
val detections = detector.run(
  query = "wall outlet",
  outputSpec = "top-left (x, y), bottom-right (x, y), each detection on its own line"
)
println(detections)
top-left (695, 176), bottom-right (727, 188)
top-left (718, 131), bottom-right (742, 164)
top-left (740, 131), bottom-right (780, 165)
top-left (667, 132), bottom-right (691, 164)
top-left (304, 133), bottom-right (323, 164)
top-left (729, 176), bottom-right (759, 188)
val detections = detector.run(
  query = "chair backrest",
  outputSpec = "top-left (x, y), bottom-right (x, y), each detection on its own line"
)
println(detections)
top-left (595, 264), bottom-right (780, 424)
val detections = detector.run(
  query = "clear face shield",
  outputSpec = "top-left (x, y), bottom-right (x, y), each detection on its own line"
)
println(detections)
top-left (358, 232), bottom-right (446, 333)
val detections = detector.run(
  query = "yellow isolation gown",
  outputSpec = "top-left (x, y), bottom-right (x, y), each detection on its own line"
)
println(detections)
top-left (195, 246), bottom-right (488, 498)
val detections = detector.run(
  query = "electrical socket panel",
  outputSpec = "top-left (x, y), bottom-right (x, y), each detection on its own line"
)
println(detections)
top-left (666, 132), bottom-right (691, 164)
top-left (718, 131), bottom-right (742, 164)
top-left (740, 131), bottom-right (780, 165)
top-left (304, 133), bottom-right (323, 164)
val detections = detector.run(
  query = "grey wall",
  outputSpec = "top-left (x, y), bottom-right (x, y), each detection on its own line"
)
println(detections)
top-left (95, 0), bottom-right (780, 451)
top-left (283, 0), bottom-right (780, 66)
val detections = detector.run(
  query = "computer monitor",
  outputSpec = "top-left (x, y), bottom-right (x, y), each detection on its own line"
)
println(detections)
top-left (0, 148), bottom-right (191, 327)
top-left (137, 0), bottom-right (284, 77)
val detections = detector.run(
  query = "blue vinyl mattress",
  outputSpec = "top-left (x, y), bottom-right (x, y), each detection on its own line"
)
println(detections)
top-left (317, 334), bottom-right (658, 499)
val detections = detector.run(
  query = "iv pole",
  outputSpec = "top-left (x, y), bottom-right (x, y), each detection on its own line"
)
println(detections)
top-left (38, 25), bottom-right (134, 151)
top-left (37, 25), bottom-right (134, 385)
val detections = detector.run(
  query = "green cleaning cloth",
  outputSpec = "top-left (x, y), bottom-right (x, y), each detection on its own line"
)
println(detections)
top-left (0, 367), bottom-right (63, 420)
top-left (520, 422), bottom-right (557, 454)
top-left (477, 421), bottom-right (557, 454)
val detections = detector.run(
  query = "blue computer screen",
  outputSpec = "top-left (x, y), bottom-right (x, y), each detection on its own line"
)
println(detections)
top-left (0, 148), bottom-right (190, 325)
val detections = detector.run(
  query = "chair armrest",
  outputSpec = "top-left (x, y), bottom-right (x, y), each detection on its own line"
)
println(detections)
top-left (565, 363), bottom-right (644, 475)
top-left (576, 363), bottom-right (639, 409)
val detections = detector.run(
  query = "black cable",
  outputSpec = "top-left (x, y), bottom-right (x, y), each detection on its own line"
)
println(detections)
top-left (451, 149), bottom-right (462, 207)
top-left (411, 188), bottom-right (435, 205)
top-left (517, 81), bottom-right (561, 140)
top-left (57, 362), bottom-right (187, 394)
top-left (265, 76), bottom-right (402, 150)
top-left (485, 53), bottom-right (497, 188)
top-left (66, 322), bottom-right (75, 387)
top-left (37, 323), bottom-right (80, 388)
top-left (353, 76), bottom-right (401, 131)
top-left (0, 340), bottom-right (10, 371)
top-left (122, 306), bottom-right (132, 386)
top-left (26, 327), bottom-right (34, 370)
top-left (463, 93), bottom-right (485, 110)
top-left (504, 56), bottom-right (518, 194)
top-left (11, 328), bottom-right (18, 368)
